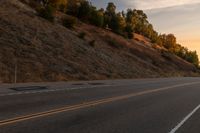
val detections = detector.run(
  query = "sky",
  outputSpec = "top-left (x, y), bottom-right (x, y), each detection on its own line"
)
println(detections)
top-left (90, 0), bottom-right (200, 56)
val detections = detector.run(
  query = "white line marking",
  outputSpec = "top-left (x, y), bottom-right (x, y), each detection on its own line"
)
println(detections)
top-left (169, 104), bottom-right (200, 133)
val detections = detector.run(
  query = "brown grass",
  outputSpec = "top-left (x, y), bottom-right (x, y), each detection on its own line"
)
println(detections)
top-left (0, 0), bottom-right (199, 83)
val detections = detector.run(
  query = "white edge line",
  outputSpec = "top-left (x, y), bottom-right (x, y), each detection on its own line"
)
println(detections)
top-left (169, 104), bottom-right (200, 133)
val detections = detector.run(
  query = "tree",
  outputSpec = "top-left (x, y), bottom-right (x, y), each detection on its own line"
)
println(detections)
top-left (109, 12), bottom-right (126, 34)
top-left (165, 34), bottom-right (176, 50)
top-left (38, 4), bottom-right (55, 22)
top-left (50, 0), bottom-right (67, 7)
top-left (134, 10), bottom-right (148, 35)
top-left (41, 0), bottom-right (67, 9)
top-left (67, 0), bottom-right (81, 16)
top-left (117, 12), bottom-right (126, 31)
top-left (104, 2), bottom-right (116, 28)
top-left (104, 2), bottom-right (125, 34)
top-left (125, 9), bottom-right (148, 36)
top-left (186, 51), bottom-right (199, 67)
top-left (90, 8), bottom-right (104, 27)
top-left (106, 2), bottom-right (116, 14)
top-left (125, 9), bottom-right (137, 32)
top-left (77, 0), bottom-right (91, 21)
top-left (150, 30), bottom-right (158, 43)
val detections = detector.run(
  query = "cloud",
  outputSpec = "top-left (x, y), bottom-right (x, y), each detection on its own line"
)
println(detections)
top-left (91, 0), bottom-right (200, 10)
top-left (120, 0), bottom-right (200, 10)
top-left (145, 3), bottom-right (200, 32)
top-left (144, 2), bottom-right (200, 55)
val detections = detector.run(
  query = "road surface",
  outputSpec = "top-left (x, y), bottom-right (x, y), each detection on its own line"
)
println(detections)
top-left (0, 77), bottom-right (200, 133)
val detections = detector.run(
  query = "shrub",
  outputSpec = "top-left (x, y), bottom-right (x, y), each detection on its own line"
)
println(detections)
top-left (89, 40), bottom-right (96, 47)
top-left (63, 16), bottom-right (77, 28)
top-left (90, 9), bottom-right (104, 27)
top-left (127, 32), bottom-right (134, 39)
top-left (78, 32), bottom-right (86, 39)
top-left (38, 5), bottom-right (55, 22)
top-left (135, 38), bottom-right (140, 41)
top-left (59, 4), bottom-right (67, 13)
top-left (77, 0), bottom-right (92, 21)
top-left (20, 0), bottom-right (39, 9)
top-left (161, 50), bottom-right (173, 60)
top-left (107, 38), bottom-right (123, 49)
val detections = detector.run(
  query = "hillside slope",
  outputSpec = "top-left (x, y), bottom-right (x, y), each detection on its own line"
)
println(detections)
top-left (0, 0), bottom-right (199, 83)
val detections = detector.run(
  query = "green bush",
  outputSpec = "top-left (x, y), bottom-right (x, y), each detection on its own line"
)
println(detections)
top-left (77, 0), bottom-right (91, 21)
top-left (90, 9), bottom-right (104, 27)
top-left (89, 40), bottom-right (96, 47)
top-left (59, 4), bottom-right (67, 13)
top-left (78, 32), bottom-right (86, 39)
top-left (38, 5), bottom-right (55, 22)
top-left (107, 38), bottom-right (123, 49)
top-left (63, 16), bottom-right (77, 28)
top-left (127, 32), bottom-right (134, 39)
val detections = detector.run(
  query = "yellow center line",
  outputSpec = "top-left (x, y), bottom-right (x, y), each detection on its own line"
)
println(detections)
top-left (0, 81), bottom-right (199, 127)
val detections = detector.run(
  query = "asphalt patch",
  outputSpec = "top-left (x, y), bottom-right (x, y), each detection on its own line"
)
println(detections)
top-left (72, 83), bottom-right (85, 85)
top-left (9, 86), bottom-right (48, 91)
top-left (88, 83), bottom-right (104, 85)
top-left (72, 83), bottom-right (104, 86)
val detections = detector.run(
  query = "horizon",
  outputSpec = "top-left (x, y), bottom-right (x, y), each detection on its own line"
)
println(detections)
top-left (91, 0), bottom-right (200, 56)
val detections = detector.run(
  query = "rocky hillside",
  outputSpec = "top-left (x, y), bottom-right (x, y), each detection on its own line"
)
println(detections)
top-left (0, 0), bottom-right (199, 83)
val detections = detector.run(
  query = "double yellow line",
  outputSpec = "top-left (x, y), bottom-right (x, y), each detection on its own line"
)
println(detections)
top-left (0, 81), bottom-right (199, 127)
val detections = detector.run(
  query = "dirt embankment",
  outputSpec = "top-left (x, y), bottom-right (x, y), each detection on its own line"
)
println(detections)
top-left (0, 0), bottom-right (199, 83)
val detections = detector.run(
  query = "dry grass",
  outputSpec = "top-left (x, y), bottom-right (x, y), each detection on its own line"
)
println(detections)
top-left (0, 0), bottom-right (199, 83)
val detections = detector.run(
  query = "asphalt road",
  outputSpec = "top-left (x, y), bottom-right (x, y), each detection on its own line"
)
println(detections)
top-left (0, 77), bottom-right (200, 133)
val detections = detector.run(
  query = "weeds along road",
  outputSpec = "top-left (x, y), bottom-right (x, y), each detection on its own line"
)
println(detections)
top-left (0, 77), bottom-right (200, 133)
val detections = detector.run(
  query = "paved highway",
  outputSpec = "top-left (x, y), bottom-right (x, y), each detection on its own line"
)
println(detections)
top-left (0, 78), bottom-right (200, 133)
